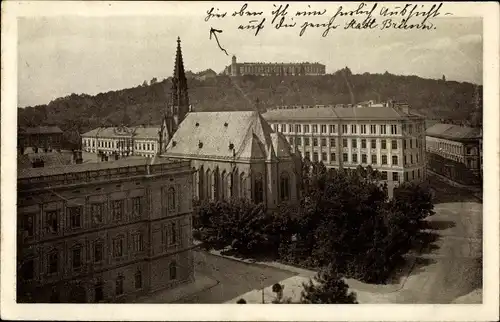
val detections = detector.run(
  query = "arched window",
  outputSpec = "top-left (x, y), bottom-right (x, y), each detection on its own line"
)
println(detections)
top-left (280, 172), bottom-right (290, 201)
top-left (239, 172), bottom-right (246, 199)
top-left (205, 169), bottom-right (212, 200)
top-left (167, 187), bottom-right (176, 211)
top-left (198, 166), bottom-right (205, 201)
top-left (213, 168), bottom-right (220, 200)
top-left (253, 173), bottom-right (264, 204)
top-left (221, 170), bottom-right (227, 200)
top-left (169, 261), bottom-right (177, 280)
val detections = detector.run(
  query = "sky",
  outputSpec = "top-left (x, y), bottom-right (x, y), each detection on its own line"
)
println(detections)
top-left (17, 2), bottom-right (483, 107)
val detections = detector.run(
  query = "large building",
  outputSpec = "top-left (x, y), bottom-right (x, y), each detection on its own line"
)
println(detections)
top-left (162, 111), bottom-right (301, 209)
top-left (224, 55), bottom-right (326, 77)
top-left (425, 123), bottom-right (482, 185)
top-left (262, 103), bottom-right (427, 196)
top-left (18, 126), bottom-right (63, 150)
top-left (158, 40), bottom-right (301, 209)
top-left (17, 157), bottom-right (195, 303)
top-left (81, 126), bottom-right (162, 158)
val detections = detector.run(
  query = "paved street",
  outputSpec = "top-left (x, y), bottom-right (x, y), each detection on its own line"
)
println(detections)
top-left (177, 250), bottom-right (297, 303)
top-left (392, 174), bottom-right (483, 303)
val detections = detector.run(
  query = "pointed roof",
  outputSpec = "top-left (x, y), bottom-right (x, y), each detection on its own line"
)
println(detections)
top-left (173, 36), bottom-right (187, 85)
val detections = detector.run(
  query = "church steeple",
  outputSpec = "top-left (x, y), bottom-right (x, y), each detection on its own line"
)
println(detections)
top-left (171, 36), bottom-right (189, 122)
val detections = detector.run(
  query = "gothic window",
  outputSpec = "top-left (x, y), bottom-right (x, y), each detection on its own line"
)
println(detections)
top-left (253, 173), bottom-right (264, 204)
top-left (279, 172), bottom-right (290, 202)
top-left (170, 222), bottom-right (177, 245)
top-left (167, 187), bottom-right (176, 211)
top-left (113, 237), bottom-right (124, 258)
top-left (239, 172), bottom-right (246, 199)
top-left (132, 233), bottom-right (144, 252)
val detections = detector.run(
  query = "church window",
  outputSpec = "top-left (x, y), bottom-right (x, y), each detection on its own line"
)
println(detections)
top-left (280, 172), bottom-right (290, 201)
top-left (253, 173), bottom-right (264, 204)
top-left (167, 187), bottom-right (176, 211)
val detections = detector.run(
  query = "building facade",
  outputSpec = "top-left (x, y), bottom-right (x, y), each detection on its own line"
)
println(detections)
top-left (263, 103), bottom-right (427, 196)
top-left (425, 123), bottom-right (482, 185)
top-left (18, 126), bottom-right (63, 150)
top-left (17, 157), bottom-right (195, 303)
top-left (224, 55), bottom-right (326, 77)
top-left (81, 126), bottom-right (162, 158)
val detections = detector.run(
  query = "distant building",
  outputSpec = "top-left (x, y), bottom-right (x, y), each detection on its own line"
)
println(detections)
top-left (224, 55), bottom-right (326, 76)
top-left (425, 123), bottom-right (482, 185)
top-left (18, 126), bottom-right (63, 150)
top-left (17, 157), bottom-right (195, 303)
top-left (262, 102), bottom-right (427, 197)
top-left (81, 126), bottom-right (162, 158)
top-left (194, 69), bottom-right (217, 81)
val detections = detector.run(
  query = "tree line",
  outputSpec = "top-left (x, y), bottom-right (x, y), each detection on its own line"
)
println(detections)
top-left (18, 69), bottom-right (482, 149)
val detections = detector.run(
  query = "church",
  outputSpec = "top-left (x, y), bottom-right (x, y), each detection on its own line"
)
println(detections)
top-left (159, 38), bottom-right (302, 209)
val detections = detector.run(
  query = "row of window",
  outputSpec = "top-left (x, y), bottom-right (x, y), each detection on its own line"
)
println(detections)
top-left (21, 197), bottom-right (144, 238)
top-left (83, 139), bottom-right (156, 151)
top-left (303, 151), bottom-right (407, 166)
top-left (273, 123), bottom-right (405, 135)
top-left (427, 140), bottom-right (476, 155)
top-left (21, 222), bottom-right (179, 280)
top-left (289, 137), bottom-right (421, 150)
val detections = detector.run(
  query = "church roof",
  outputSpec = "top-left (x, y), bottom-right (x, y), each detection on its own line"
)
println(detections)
top-left (163, 111), bottom-right (293, 161)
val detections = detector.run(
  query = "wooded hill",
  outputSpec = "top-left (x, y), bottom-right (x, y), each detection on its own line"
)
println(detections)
top-left (18, 68), bottom-right (482, 148)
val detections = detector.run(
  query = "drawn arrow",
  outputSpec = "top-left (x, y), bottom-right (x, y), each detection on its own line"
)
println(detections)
top-left (209, 27), bottom-right (228, 56)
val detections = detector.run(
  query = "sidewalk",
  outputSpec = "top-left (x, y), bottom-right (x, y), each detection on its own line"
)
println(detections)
top-left (136, 273), bottom-right (219, 303)
top-left (427, 170), bottom-right (482, 200)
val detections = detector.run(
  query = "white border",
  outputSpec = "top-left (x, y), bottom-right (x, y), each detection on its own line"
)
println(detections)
top-left (2, 1), bottom-right (499, 321)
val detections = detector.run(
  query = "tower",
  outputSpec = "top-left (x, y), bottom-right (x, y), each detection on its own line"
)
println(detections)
top-left (163, 37), bottom-right (190, 142)
top-left (231, 55), bottom-right (238, 76)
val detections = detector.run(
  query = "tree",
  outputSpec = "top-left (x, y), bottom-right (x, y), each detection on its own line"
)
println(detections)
top-left (301, 264), bottom-right (357, 304)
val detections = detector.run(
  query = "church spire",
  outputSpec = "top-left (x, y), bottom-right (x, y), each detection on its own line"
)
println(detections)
top-left (170, 37), bottom-right (189, 117)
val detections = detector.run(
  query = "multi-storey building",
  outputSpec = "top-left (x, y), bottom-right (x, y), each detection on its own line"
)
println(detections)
top-left (18, 126), bottom-right (63, 150)
top-left (17, 157), bottom-right (195, 303)
top-left (426, 123), bottom-right (482, 185)
top-left (224, 55), bottom-right (326, 77)
top-left (262, 103), bottom-right (426, 196)
top-left (81, 126), bottom-right (162, 158)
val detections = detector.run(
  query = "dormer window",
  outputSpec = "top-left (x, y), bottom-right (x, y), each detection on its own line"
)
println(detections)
top-left (195, 122), bottom-right (199, 127)
top-left (228, 143), bottom-right (234, 150)
top-left (224, 122), bottom-right (228, 127)
top-left (198, 141), bottom-right (203, 149)
top-left (172, 141), bottom-right (177, 147)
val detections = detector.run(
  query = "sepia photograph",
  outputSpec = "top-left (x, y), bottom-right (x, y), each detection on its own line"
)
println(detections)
top-left (1, 1), bottom-right (499, 321)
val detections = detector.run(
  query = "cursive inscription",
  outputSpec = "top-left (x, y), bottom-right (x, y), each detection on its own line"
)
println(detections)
top-left (204, 2), bottom-right (452, 41)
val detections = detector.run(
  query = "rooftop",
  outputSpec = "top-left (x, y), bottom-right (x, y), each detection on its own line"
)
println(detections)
top-left (18, 155), bottom-right (178, 179)
top-left (426, 123), bottom-right (482, 140)
top-left (262, 106), bottom-right (423, 121)
top-left (81, 126), bottom-right (161, 139)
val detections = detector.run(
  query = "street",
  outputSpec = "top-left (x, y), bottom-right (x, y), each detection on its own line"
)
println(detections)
top-left (177, 250), bottom-right (297, 303)
top-left (392, 174), bottom-right (483, 303)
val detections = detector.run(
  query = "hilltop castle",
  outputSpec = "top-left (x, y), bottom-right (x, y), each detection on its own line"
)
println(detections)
top-left (224, 55), bottom-right (326, 77)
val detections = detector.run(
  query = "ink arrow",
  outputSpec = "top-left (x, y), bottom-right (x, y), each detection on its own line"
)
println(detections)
top-left (209, 27), bottom-right (228, 56)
